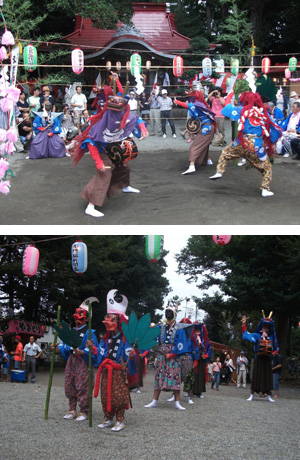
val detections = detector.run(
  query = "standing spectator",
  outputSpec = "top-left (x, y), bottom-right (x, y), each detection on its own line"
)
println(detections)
top-left (0, 332), bottom-right (4, 381)
top-left (18, 112), bottom-right (33, 148)
top-left (149, 89), bottom-right (163, 136)
top-left (23, 336), bottom-right (41, 383)
top-left (224, 353), bottom-right (237, 385)
top-left (236, 351), bottom-right (248, 388)
top-left (71, 86), bottom-right (87, 133)
top-left (273, 88), bottom-right (288, 116)
top-left (272, 350), bottom-right (283, 399)
top-left (17, 91), bottom-right (29, 114)
top-left (10, 335), bottom-right (23, 369)
top-left (288, 91), bottom-right (299, 114)
top-left (2, 346), bottom-right (10, 382)
top-left (139, 92), bottom-right (150, 122)
top-left (40, 86), bottom-right (56, 112)
top-left (211, 356), bottom-right (222, 390)
top-left (207, 361), bottom-right (213, 382)
top-left (128, 91), bottom-right (138, 113)
top-left (27, 87), bottom-right (41, 119)
top-left (208, 88), bottom-right (226, 146)
top-left (158, 89), bottom-right (176, 138)
top-left (38, 344), bottom-right (46, 372)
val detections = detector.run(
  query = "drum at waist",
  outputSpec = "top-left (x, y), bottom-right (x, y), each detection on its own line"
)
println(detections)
top-left (186, 117), bottom-right (201, 134)
top-left (258, 339), bottom-right (273, 356)
top-left (106, 137), bottom-right (139, 165)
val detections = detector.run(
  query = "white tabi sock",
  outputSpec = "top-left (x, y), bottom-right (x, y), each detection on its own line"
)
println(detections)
top-left (144, 399), bottom-right (158, 408)
top-left (247, 394), bottom-right (254, 401)
top-left (175, 401), bottom-right (186, 410)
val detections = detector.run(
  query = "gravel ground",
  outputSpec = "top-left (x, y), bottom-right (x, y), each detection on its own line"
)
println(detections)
top-left (1, 367), bottom-right (299, 460)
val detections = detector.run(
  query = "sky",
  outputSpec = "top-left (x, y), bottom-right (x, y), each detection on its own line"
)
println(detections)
top-left (162, 234), bottom-right (206, 322)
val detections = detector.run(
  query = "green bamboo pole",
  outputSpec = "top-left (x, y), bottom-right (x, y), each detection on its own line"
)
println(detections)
top-left (44, 305), bottom-right (61, 420)
top-left (88, 302), bottom-right (92, 428)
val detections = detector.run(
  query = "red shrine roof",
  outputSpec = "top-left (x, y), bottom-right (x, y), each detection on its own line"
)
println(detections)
top-left (63, 3), bottom-right (190, 55)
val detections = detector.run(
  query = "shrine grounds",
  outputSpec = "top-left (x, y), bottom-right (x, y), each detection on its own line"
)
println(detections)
top-left (0, 367), bottom-right (299, 460)
top-left (1, 119), bottom-right (300, 226)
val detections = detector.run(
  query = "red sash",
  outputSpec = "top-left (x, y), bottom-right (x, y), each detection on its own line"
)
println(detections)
top-left (94, 358), bottom-right (123, 413)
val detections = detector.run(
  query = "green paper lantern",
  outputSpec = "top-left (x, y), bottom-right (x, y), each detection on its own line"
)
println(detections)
top-left (289, 57), bottom-right (297, 72)
top-left (231, 58), bottom-right (239, 76)
top-left (130, 52), bottom-right (141, 75)
top-left (24, 44), bottom-right (37, 72)
top-left (145, 235), bottom-right (164, 263)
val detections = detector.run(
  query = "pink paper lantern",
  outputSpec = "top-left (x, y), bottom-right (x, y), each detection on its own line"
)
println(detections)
top-left (212, 235), bottom-right (232, 246)
top-left (1, 30), bottom-right (15, 46)
top-left (22, 246), bottom-right (39, 277)
top-left (71, 48), bottom-right (84, 74)
top-left (285, 68), bottom-right (291, 79)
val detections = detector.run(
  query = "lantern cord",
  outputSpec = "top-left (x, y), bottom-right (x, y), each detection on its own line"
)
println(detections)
top-left (0, 235), bottom-right (75, 248)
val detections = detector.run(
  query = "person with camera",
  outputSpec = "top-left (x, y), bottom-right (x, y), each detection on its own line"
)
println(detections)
top-left (60, 104), bottom-right (78, 143)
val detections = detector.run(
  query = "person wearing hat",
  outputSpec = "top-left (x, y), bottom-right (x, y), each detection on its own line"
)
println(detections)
top-left (145, 302), bottom-right (196, 411)
top-left (10, 335), bottom-right (23, 369)
top-left (94, 290), bottom-right (137, 432)
top-left (157, 89), bottom-right (177, 138)
top-left (236, 350), bottom-right (248, 388)
top-left (288, 91), bottom-right (299, 114)
top-left (40, 86), bottom-right (56, 112)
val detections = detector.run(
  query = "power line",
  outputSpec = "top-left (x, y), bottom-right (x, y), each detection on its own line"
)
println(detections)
top-left (0, 235), bottom-right (75, 248)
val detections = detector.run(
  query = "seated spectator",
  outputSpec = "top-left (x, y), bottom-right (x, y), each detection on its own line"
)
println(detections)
top-left (288, 91), bottom-right (298, 114)
top-left (290, 136), bottom-right (300, 160)
top-left (17, 91), bottom-right (29, 114)
top-left (278, 101), bottom-right (300, 157)
top-left (60, 104), bottom-right (78, 143)
top-left (80, 109), bottom-right (91, 132)
top-left (40, 86), bottom-right (56, 112)
top-left (18, 112), bottom-right (33, 149)
top-left (28, 87), bottom-right (41, 119)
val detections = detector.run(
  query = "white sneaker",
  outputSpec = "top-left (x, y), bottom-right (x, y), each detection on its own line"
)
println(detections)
top-left (199, 395), bottom-right (204, 399)
top-left (63, 411), bottom-right (77, 420)
top-left (261, 189), bottom-right (274, 197)
top-left (144, 400), bottom-right (158, 408)
top-left (182, 165), bottom-right (196, 175)
top-left (163, 134), bottom-right (166, 138)
top-left (111, 421), bottom-right (125, 432)
top-left (188, 398), bottom-right (194, 405)
top-left (247, 395), bottom-right (254, 401)
top-left (267, 395), bottom-right (275, 403)
top-left (237, 158), bottom-right (247, 166)
top-left (98, 419), bottom-right (114, 429)
top-left (75, 413), bottom-right (88, 422)
top-left (167, 395), bottom-right (175, 402)
top-left (283, 153), bottom-right (290, 158)
top-left (207, 159), bottom-right (213, 165)
top-left (209, 172), bottom-right (222, 180)
top-left (136, 388), bottom-right (141, 394)
top-left (85, 204), bottom-right (104, 217)
top-left (123, 186), bottom-right (140, 193)
top-left (173, 134), bottom-right (177, 139)
top-left (175, 401), bottom-right (186, 410)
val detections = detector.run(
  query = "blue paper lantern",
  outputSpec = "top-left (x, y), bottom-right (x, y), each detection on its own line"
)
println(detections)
top-left (72, 241), bottom-right (88, 274)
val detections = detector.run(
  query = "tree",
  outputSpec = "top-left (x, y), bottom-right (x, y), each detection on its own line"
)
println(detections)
top-left (0, 236), bottom-right (170, 332)
top-left (176, 236), bottom-right (300, 366)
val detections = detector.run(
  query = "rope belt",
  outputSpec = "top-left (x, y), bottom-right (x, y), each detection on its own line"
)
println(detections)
top-left (94, 358), bottom-right (123, 413)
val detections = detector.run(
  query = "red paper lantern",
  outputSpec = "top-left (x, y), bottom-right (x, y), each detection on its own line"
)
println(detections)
top-left (22, 245), bottom-right (39, 277)
top-left (173, 55), bottom-right (183, 77)
top-left (212, 235), bottom-right (232, 246)
top-left (262, 57), bottom-right (271, 74)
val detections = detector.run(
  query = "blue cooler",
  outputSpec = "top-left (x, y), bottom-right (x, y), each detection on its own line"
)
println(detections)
top-left (11, 370), bottom-right (26, 382)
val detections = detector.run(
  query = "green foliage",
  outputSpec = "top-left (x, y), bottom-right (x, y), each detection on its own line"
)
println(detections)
top-left (0, 236), bottom-right (170, 330)
top-left (234, 79), bottom-right (250, 98)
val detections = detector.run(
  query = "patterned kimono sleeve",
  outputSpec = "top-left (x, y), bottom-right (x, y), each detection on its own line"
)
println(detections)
top-left (123, 340), bottom-right (137, 375)
top-left (79, 330), bottom-right (100, 366)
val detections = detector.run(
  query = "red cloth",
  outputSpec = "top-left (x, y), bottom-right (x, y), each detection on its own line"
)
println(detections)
top-left (94, 358), bottom-right (124, 413)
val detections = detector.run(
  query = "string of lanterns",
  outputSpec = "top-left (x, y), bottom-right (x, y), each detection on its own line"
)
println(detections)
top-left (21, 45), bottom-right (299, 79)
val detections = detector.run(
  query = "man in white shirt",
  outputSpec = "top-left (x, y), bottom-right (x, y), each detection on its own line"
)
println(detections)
top-left (128, 91), bottom-right (138, 112)
top-left (23, 336), bottom-right (41, 383)
top-left (71, 86), bottom-right (87, 132)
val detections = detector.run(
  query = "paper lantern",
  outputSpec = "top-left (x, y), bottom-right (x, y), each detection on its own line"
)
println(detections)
top-left (173, 55), bottom-right (183, 77)
top-left (213, 235), bottom-right (232, 246)
top-left (285, 68), bottom-right (291, 79)
top-left (202, 57), bottom-right (212, 77)
top-left (289, 57), bottom-right (297, 72)
top-left (22, 246), bottom-right (39, 277)
top-left (146, 60), bottom-right (151, 70)
top-left (130, 53), bottom-right (141, 75)
top-left (23, 44), bottom-right (37, 72)
top-left (231, 58), bottom-right (239, 76)
top-left (116, 61), bottom-right (121, 71)
top-left (145, 235), bottom-right (164, 263)
top-left (71, 48), bottom-right (84, 74)
top-left (72, 241), bottom-right (88, 274)
top-left (262, 57), bottom-right (271, 74)
top-left (106, 61), bottom-right (112, 71)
